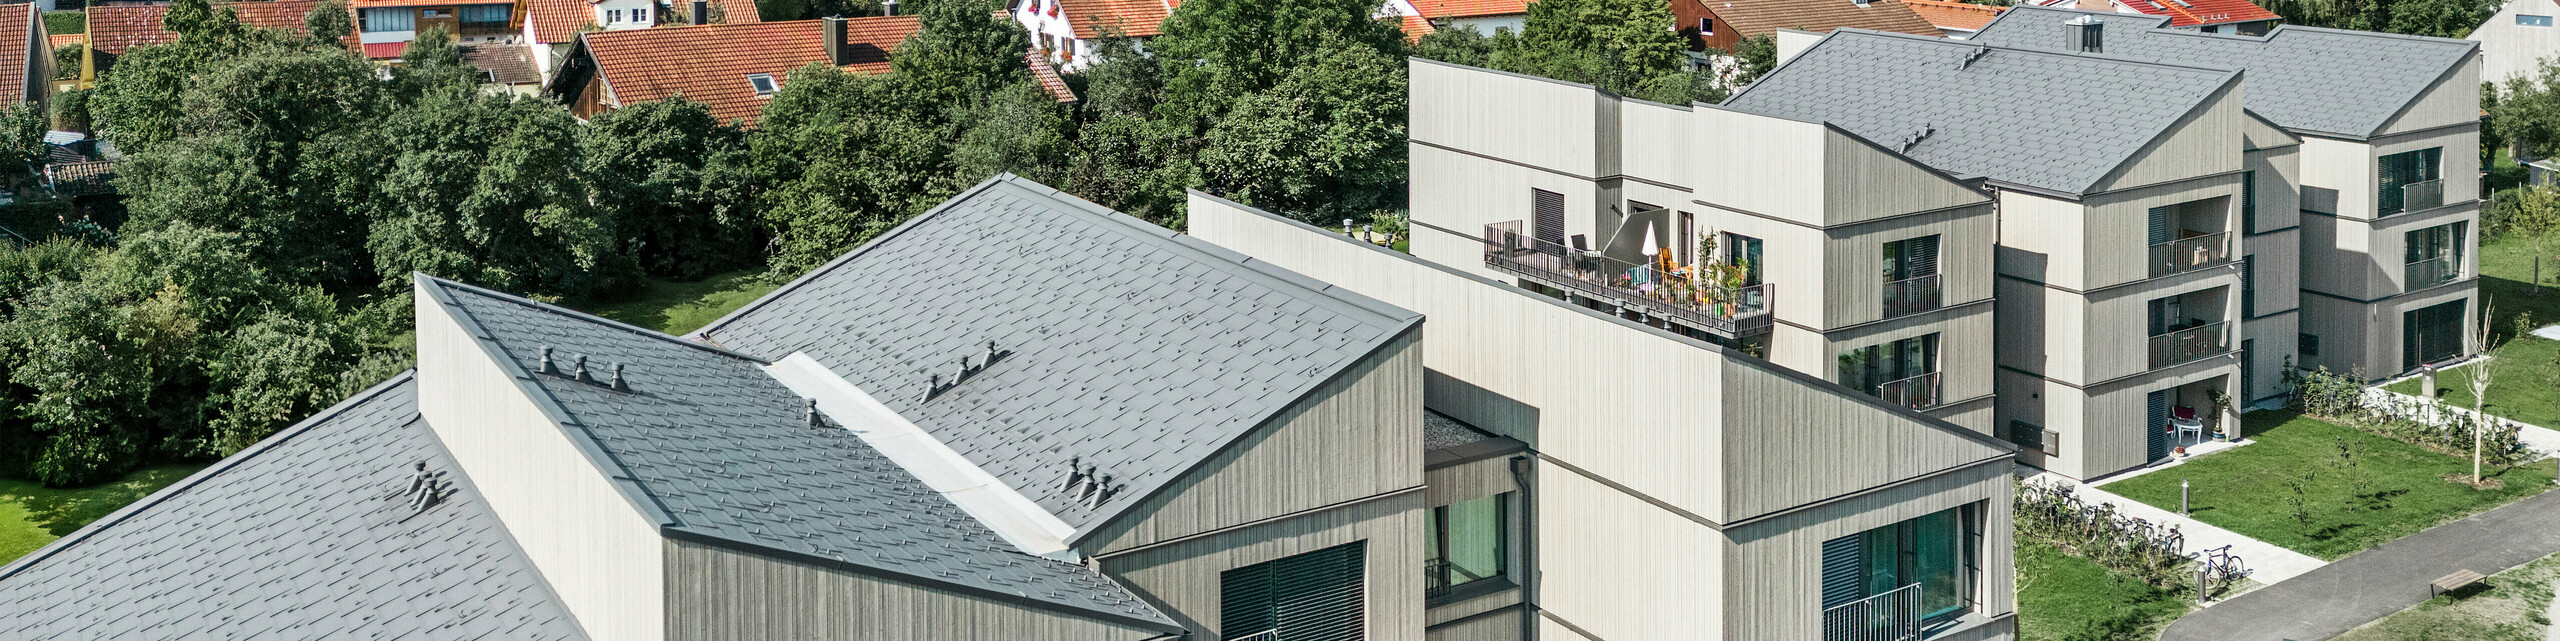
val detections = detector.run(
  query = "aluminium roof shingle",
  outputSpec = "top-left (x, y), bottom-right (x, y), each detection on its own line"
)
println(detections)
top-left (1721, 28), bottom-right (2238, 195)
top-left (0, 374), bottom-right (592, 641)
top-left (696, 175), bottom-right (1422, 538)
top-left (1969, 6), bottom-right (2477, 138)
top-left (416, 275), bottom-right (1179, 632)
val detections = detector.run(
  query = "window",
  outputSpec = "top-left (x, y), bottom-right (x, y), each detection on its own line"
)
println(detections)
top-left (2240, 169), bottom-right (2257, 234)
top-left (361, 7), bottom-right (414, 31)
top-left (634, 7), bottom-right (649, 22)
top-left (1724, 232), bottom-right (1762, 286)
top-left (2006, 421), bottom-right (2045, 453)
top-left (2404, 221), bottom-right (2466, 288)
top-left (2300, 332), bottom-right (2320, 358)
top-left (2200, 25), bottom-right (2219, 33)
top-left (1700, 17), bottom-right (1714, 34)
top-left (460, 4), bottom-right (510, 23)
top-left (1882, 235), bottom-right (1940, 316)
top-left (746, 73), bottom-right (778, 96)
top-left (2378, 147), bottom-right (2443, 215)
top-left (2522, 14), bottom-right (2554, 26)
top-left (607, 8), bottom-right (621, 23)
top-left (2241, 255), bottom-right (2255, 318)
top-left (1821, 505), bottom-right (1979, 622)
top-left (2404, 300), bottom-right (2467, 370)
top-left (1531, 189), bottom-right (1565, 253)
top-left (1424, 494), bottom-right (1508, 598)
top-left (1838, 334), bottom-right (1939, 407)
top-left (1221, 542), bottom-right (1366, 641)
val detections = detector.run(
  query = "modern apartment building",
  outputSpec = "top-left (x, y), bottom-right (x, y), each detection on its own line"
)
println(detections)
top-left (1192, 192), bottom-right (2019, 641)
top-left (1970, 7), bottom-right (2484, 393)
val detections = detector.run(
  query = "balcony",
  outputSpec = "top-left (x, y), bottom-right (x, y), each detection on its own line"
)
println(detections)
top-left (1875, 371), bottom-right (1942, 410)
top-left (1481, 221), bottom-right (1773, 337)
top-left (1823, 582), bottom-right (1922, 641)
top-left (2390, 179), bottom-right (2445, 215)
top-left (1882, 273), bottom-right (1941, 318)
top-left (2406, 254), bottom-right (2459, 289)
top-left (2149, 321), bottom-right (2229, 370)
top-left (2148, 232), bottom-right (2229, 278)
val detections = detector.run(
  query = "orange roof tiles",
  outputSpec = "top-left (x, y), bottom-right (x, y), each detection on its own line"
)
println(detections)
top-left (1396, 14), bottom-right (1434, 41)
top-left (1055, 0), bottom-right (1171, 39)
top-left (2115, 0), bottom-right (2278, 27)
top-left (0, 5), bottom-right (27, 104)
top-left (1410, 0), bottom-right (1527, 19)
top-left (49, 33), bottom-right (85, 49)
top-left (1901, 0), bottom-right (2003, 31)
top-left (88, 0), bottom-right (330, 54)
top-left (1025, 50), bottom-right (1076, 102)
top-left (528, 0), bottom-right (765, 43)
top-left (1695, 0), bottom-right (1943, 38)
top-left (583, 16), bottom-right (921, 125)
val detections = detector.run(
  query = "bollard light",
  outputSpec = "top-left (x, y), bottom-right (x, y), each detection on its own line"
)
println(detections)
top-left (2182, 478), bottom-right (2191, 516)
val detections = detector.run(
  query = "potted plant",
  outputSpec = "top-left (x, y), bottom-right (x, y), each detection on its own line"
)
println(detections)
top-left (2207, 388), bottom-right (2233, 441)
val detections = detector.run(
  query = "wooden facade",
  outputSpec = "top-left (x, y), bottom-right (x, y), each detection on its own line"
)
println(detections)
top-left (663, 539), bottom-right (1160, 641)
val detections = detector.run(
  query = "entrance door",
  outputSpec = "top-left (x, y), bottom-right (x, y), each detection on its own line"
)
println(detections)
top-left (2402, 300), bottom-right (2465, 371)
top-left (2147, 390), bottom-right (2170, 462)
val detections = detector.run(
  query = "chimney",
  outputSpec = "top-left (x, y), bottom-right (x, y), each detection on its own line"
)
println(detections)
top-left (2067, 14), bottom-right (2103, 53)
top-left (823, 16), bottom-right (850, 65)
top-left (882, 0), bottom-right (899, 15)
top-left (691, 0), bottom-right (708, 24)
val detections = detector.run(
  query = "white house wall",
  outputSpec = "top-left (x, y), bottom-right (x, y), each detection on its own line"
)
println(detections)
top-left (2473, 0), bottom-right (2560, 83)
top-left (415, 284), bottom-right (668, 641)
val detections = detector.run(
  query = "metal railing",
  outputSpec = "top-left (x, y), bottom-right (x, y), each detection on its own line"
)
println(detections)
top-left (2148, 232), bottom-right (2229, 278)
top-left (2392, 179), bottom-right (2445, 214)
top-left (2150, 321), bottom-right (2228, 370)
top-left (2405, 254), bottom-right (2459, 289)
top-left (1480, 221), bottom-right (1773, 336)
top-left (1823, 582), bottom-right (1922, 641)
top-left (1882, 273), bottom-right (1941, 318)
top-left (1227, 630), bottom-right (1281, 641)
top-left (1876, 371), bottom-right (1943, 410)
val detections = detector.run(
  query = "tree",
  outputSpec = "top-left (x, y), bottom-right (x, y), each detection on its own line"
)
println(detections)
top-left (891, 0), bottom-right (1032, 111)
top-left (305, 0), bottom-right (354, 48)
top-left (51, 88), bottom-right (91, 133)
top-left (1148, 0), bottom-right (1407, 128)
top-left (367, 86), bottom-right (630, 298)
top-left (581, 97), bottom-right (762, 279)
top-left (751, 64), bottom-right (952, 274)
top-left (1409, 24), bottom-right (1497, 67)
top-left (1064, 36), bottom-right (1192, 224)
top-left (0, 102), bottom-right (48, 172)
top-left (951, 83), bottom-right (1077, 189)
top-left (2385, 0), bottom-right (2491, 38)
top-left (52, 43), bottom-right (81, 81)
top-left (1723, 34), bottom-right (1776, 87)
top-left (2462, 302), bottom-right (2504, 484)
top-left (2499, 186), bottom-right (2560, 294)
top-left (1197, 36), bottom-right (1406, 222)
top-left (205, 288), bottom-right (362, 454)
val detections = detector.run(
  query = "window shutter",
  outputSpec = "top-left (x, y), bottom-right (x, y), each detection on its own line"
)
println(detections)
top-left (1532, 189), bottom-right (1566, 254)
top-left (2241, 256), bottom-right (2255, 318)
top-left (1822, 534), bottom-right (1863, 609)
top-left (2147, 206), bottom-right (2171, 245)
top-left (1222, 542), bottom-right (1367, 641)
top-left (2241, 170), bottom-right (2257, 234)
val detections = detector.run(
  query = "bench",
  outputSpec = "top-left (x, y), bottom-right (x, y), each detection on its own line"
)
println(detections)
top-left (2431, 569), bottom-right (2485, 596)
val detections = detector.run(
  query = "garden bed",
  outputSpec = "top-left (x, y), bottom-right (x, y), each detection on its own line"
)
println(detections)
top-left (2103, 412), bottom-right (2556, 560)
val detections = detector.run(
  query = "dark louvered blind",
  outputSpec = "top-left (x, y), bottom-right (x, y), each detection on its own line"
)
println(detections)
top-left (2241, 170), bottom-right (2258, 234)
top-left (1221, 542), bottom-right (1367, 641)
top-left (1532, 189), bottom-right (1566, 254)
top-left (1821, 534), bottom-right (1862, 609)
top-left (2241, 256), bottom-right (2255, 318)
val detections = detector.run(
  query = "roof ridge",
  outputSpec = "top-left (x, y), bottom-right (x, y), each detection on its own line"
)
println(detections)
top-left (0, 372), bottom-right (421, 583)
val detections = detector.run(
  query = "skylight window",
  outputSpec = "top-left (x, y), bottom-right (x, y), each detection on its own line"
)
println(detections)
top-left (747, 73), bottom-right (779, 96)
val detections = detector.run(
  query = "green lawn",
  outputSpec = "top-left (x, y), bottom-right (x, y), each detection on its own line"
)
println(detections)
top-left (2383, 230), bottom-right (2560, 427)
top-left (2017, 535), bottom-right (2193, 641)
top-left (574, 269), bottom-right (779, 335)
top-left (2104, 412), bottom-right (2557, 560)
top-left (0, 464), bottom-right (206, 564)
top-left (2334, 549), bottom-right (2560, 641)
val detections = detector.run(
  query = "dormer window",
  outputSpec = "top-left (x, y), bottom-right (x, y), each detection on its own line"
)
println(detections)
top-left (747, 73), bottom-right (778, 96)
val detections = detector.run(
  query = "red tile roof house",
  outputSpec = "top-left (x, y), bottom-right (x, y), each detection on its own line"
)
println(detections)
top-left (547, 15), bottom-right (923, 125)
top-left (1409, 0), bottom-right (1525, 35)
top-left (1014, 0), bottom-right (1428, 70)
top-left (85, 0), bottom-right (336, 73)
top-left (1902, 0), bottom-right (2004, 37)
top-left (2020, 0), bottom-right (2279, 34)
top-left (1672, 0), bottom-right (1944, 53)
top-left (516, 0), bottom-right (763, 84)
top-left (0, 4), bottom-right (52, 110)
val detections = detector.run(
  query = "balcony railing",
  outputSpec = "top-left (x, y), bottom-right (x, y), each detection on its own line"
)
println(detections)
top-left (1882, 273), bottom-right (1942, 318)
top-left (1823, 583), bottom-right (1922, 641)
top-left (1227, 630), bottom-right (1281, 641)
top-left (2149, 321), bottom-right (2229, 370)
top-left (1481, 221), bottom-right (1773, 337)
top-left (2391, 179), bottom-right (2445, 215)
top-left (2148, 232), bottom-right (2229, 278)
top-left (1876, 371), bottom-right (1943, 410)
top-left (2406, 254), bottom-right (2459, 289)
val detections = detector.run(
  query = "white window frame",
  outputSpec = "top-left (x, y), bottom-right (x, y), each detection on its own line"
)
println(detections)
top-left (747, 73), bottom-right (779, 96)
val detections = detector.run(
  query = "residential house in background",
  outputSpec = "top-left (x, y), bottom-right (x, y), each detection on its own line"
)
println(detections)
top-left (2015, 0), bottom-right (2279, 33)
top-left (518, 0), bottom-right (763, 83)
top-left (0, 175), bottom-right (1433, 641)
top-left (463, 42), bottom-right (543, 94)
top-left (1191, 190), bottom-right (2020, 641)
top-left (547, 14), bottom-right (922, 124)
top-left (1672, 0), bottom-right (1942, 52)
top-left (1904, 0), bottom-right (2004, 37)
top-left (1972, 7), bottom-right (2481, 400)
top-left (0, 4), bottom-right (54, 110)
top-left (351, 0), bottom-right (520, 51)
top-left (83, 0), bottom-right (331, 75)
top-left (1013, 0), bottom-right (1168, 68)
top-left (1410, 0), bottom-right (1527, 34)
top-left (2470, 0), bottom-right (2560, 83)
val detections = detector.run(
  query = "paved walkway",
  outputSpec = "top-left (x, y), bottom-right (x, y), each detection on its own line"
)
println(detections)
top-left (2029, 471), bottom-right (2328, 585)
top-left (2159, 488), bottom-right (2560, 641)
top-left (2366, 386), bottom-right (2560, 461)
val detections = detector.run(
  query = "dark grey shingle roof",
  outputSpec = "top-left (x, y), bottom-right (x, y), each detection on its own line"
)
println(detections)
top-left (417, 276), bottom-right (1177, 632)
top-left (1969, 6), bottom-right (2477, 138)
top-left (697, 175), bottom-right (1422, 538)
top-left (1723, 29), bottom-right (2238, 195)
top-left (0, 374), bottom-right (591, 641)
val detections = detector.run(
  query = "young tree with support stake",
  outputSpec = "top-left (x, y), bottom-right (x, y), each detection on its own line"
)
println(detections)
top-left (2462, 301), bottom-right (2505, 485)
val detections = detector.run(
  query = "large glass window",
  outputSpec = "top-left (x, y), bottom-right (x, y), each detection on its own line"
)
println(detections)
top-left (1221, 542), bottom-right (1366, 641)
top-left (2404, 221), bottom-right (2466, 288)
top-left (2379, 147), bottom-right (2443, 215)
top-left (1838, 334), bottom-right (1938, 406)
top-left (460, 4), bottom-right (511, 23)
top-left (1821, 505), bottom-right (1977, 621)
top-left (1424, 494), bottom-right (1508, 597)
top-left (1724, 232), bottom-right (1763, 286)
top-left (361, 7), bottom-right (414, 31)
